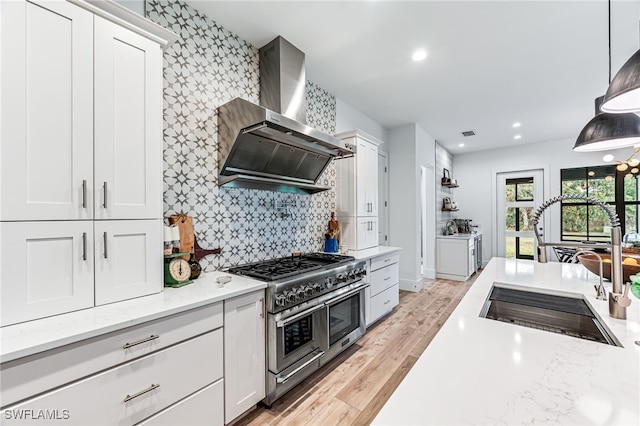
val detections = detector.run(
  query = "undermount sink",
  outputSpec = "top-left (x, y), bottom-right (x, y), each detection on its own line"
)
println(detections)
top-left (480, 284), bottom-right (622, 347)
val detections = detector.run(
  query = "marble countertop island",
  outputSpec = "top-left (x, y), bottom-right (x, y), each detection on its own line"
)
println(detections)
top-left (374, 257), bottom-right (640, 425)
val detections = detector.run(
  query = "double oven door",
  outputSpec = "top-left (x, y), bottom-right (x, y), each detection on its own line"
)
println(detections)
top-left (269, 281), bottom-right (368, 376)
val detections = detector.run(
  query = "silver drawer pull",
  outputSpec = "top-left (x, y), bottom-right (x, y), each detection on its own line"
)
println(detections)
top-left (384, 258), bottom-right (391, 262)
top-left (276, 350), bottom-right (324, 384)
top-left (124, 383), bottom-right (160, 403)
top-left (82, 180), bottom-right (87, 208)
top-left (123, 334), bottom-right (159, 349)
top-left (82, 232), bottom-right (87, 261)
top-left (103, 181), bottom-right (108, 209)
top-left (103, 231), bottom-right (108, 259)
top-left (384, 277), bottom-right (391, 281)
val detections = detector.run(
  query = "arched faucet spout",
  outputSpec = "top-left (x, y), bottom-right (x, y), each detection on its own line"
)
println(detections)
top-left (531, 194), bottom-right (627, 319)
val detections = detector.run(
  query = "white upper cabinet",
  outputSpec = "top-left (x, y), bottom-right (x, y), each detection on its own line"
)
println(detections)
top-left (1, 0), bottom-right (94, 221)
top-left (335, 132), bottom-right (380, 218)
top-left (94, 17), bottom-right (163, 220)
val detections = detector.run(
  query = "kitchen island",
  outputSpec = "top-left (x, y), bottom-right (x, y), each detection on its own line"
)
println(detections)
top-left (374, 257), bottom-right (640, 425)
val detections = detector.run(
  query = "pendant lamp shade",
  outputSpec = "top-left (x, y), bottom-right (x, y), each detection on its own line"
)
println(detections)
top-left (574, 110), bottom-right (640, 151)
top-left (601, 48), bottom-right (640, 113)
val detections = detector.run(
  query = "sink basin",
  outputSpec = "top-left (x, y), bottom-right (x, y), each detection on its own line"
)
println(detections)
top-left (480, 284), bottom-right (622, 347)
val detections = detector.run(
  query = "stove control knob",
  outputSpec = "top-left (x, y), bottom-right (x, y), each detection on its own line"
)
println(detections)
top-left (285, 291), bottom-right (296, 303)
top-left (296, 287), bottom-right (306, 300)
top-left (357, 268), bottom-right (367, 277)
top-left (337, 274), bottom-right (347, 282)
top-left (313, 282), bottom-right (323, 293)
top-left (348, 271), bottom-right (357, 279)
top-left (304, 285), bottom-right (314, 296)
top-left (275, 294), bottom-right (287, 307)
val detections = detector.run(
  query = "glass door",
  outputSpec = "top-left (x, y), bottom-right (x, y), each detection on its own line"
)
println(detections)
top-left (497, 170), bottom-right (544, 260)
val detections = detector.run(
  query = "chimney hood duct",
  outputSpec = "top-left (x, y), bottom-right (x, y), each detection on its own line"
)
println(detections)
top-left (217, 36), bottom-right (353, 195)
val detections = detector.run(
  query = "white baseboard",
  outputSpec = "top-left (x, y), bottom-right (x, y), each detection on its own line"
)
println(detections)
top-left (400, 278), bottom-right (424, 292)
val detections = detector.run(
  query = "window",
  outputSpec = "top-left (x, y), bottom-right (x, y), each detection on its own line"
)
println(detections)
top-left (505, 177), bottom-right (535, 259)
top-left (560, 166), bottom-right (639, 242)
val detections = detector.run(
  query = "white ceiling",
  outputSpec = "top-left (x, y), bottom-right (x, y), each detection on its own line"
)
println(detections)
top-left (184, 0), bottom-right (640, 154)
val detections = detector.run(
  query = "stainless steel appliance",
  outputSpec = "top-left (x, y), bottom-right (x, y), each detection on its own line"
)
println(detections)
top-left (474, 234), bottom-right (482, 271)
top-left (217, 37), bottom-right (354, 194)
top-left (228, 253), bottom-right (368, 407)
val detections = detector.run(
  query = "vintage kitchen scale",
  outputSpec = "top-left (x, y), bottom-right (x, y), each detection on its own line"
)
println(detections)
top-left (164, 252), bottom-right (192, 287)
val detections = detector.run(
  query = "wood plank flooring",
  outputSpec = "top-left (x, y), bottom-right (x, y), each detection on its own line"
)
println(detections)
top-left (234, 276), bottom-right (477, 426)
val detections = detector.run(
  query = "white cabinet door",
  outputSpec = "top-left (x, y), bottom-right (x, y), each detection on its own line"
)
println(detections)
top-left (224, 290), bottom-right (266, 424)
top-left (94, 17), bottom-right (163, 220)
top-left (1, 0), bottom-right (93, 221)
top-left (94, 220), bottom-right (163, 306)
top-left (356, 139), bottom-right (378, 217)
top-left (0, 221), bottom-right (94, 326)
top-left (436, 238), bottom-right (468, 277)
top-left (356, 217), bottom-right (378, 250)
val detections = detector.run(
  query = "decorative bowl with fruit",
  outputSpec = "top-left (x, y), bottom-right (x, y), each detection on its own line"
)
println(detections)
top-left (576, 253), bottom-right (640, 283)
top-left (630, 273), bottom-right (640, 299)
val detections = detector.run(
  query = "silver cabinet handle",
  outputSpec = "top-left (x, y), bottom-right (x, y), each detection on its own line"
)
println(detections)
top-left (259, 298), bottom-right (264, 318)
top-left (82, 180), bottom-right (87, 208)
top-left (124, 383), bottom-right (160, 403)
top-left (384, 277), bottom-right (391, 281)
top-left (82, 232), bottom-right (87, 261)
top-left (103, 181), bottom-right (107, 209)
top-left (123, 335), bottom-right (159, 349)
top-left (103, 231), bottom-right (108, 259)
top-left (384, 258), bottom-right (391, 262)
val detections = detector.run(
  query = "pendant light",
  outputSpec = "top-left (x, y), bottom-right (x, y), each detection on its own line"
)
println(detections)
top-left (573, 0), bottom-right (640, 152)
top-left (600, 48), bottom-right (640, 113)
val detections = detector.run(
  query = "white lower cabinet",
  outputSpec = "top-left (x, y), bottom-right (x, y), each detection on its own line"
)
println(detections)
top-left (1, 304), bottom-right (225, 425)
top-left (2, 330), bottom-right (222, 426)
top-left (366, 252), bottom-right (400, 326)
top-left (0, 221), bottom-right (95, 326)
top-left (138, 379), bottom-right (224, 426)
top-left (436, 237), bottom-right (475, 281)
top-left (224, 290), bottom-right (266, 424)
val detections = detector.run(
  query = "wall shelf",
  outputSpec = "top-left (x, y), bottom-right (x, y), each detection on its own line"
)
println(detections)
top-left (441, 182), bottom-right (459, 188)
top-left (442, 208), bottom-right (459, 212)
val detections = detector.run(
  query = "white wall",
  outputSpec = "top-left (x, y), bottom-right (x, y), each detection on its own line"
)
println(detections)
top-left (453, 138), bottom-right (634, 262)
top-left (416, 125), bottom-right (436, 278)
top-left (388, 124), bottom-right (437, 289)
top-left (336, 98), bottom-right (389, 149)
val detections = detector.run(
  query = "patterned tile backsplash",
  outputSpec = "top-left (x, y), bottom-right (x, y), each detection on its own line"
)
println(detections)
top-left (147, 0), bottom-right (337, 270)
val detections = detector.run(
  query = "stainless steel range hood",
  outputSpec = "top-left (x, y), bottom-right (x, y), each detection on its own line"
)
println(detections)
top-left (217, 36), bottom-right (353, 194)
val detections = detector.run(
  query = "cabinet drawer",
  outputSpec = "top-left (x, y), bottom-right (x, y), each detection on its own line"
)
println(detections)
top-left (370, 263), bottom-right (399, 296)
top-left (2, 329), bottom-right (223, 426)
top-left (370, 252), bottom-right (399, 271)
top-left (137, 379), bottom-right (224, 426)
top-left (1, 303), bottom-right (222, 407)
top-left (369, 284), bottom-right (399, 325)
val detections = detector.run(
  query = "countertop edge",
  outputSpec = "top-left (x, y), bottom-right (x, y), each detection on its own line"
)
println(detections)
top-left (0, 272), bottom-right (266, 363)
top-left (348, 246), bottom-right (402, 260)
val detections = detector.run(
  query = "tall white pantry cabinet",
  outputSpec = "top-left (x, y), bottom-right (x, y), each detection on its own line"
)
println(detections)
top-left (334, 130), bottom-right (382, 251)
top-left (0, 0), bottom-right (168, 326)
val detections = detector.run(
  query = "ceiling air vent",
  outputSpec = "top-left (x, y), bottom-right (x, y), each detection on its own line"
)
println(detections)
top-left (461, 130), bottom-right (476, 137)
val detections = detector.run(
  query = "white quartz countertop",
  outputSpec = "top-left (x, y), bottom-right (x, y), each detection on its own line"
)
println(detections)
top-left (437, 231), bottom-right (482, 240)
top-left (374, 257), bottom-right (640, 425)
top-left (348, 245), bottom-right (402, 260)
top-left (0, 271), bottom-right (266, 363)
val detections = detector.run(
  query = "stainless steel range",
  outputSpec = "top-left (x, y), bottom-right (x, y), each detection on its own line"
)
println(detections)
top-left (228, 252), bottom-right (368, 407)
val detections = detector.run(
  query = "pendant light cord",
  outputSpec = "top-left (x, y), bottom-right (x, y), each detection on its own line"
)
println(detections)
top-left (608, 0), bottom-right (612, 83)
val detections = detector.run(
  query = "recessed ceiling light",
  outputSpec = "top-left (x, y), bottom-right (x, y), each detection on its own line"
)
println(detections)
top-left (603, 154), bottom-right (615, 162)
top-left (412, 49), bottom-right (427, 61)
top-left (512, 122), bottom-right (521, 128)
top-left (514, 135), bottom-right (522, 140)
top-left (458, 143), bottom-right (465, 147)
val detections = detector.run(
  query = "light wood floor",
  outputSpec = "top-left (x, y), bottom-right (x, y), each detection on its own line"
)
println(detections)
top-left (235, 275), bottom-right (477, 426)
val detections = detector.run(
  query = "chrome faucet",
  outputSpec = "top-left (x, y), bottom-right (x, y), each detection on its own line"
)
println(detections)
top-left (570, 249), bottom-right (607, 301)
top-left (532, 194), bottom-right (631, 320)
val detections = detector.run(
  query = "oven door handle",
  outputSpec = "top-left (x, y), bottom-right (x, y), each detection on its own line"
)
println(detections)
top-left (326, 283), bottom-right (370, 306)
top-left (276, 349), bottom-right (325, 384)
top-left (276, 304), bottom-right (325, 327)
